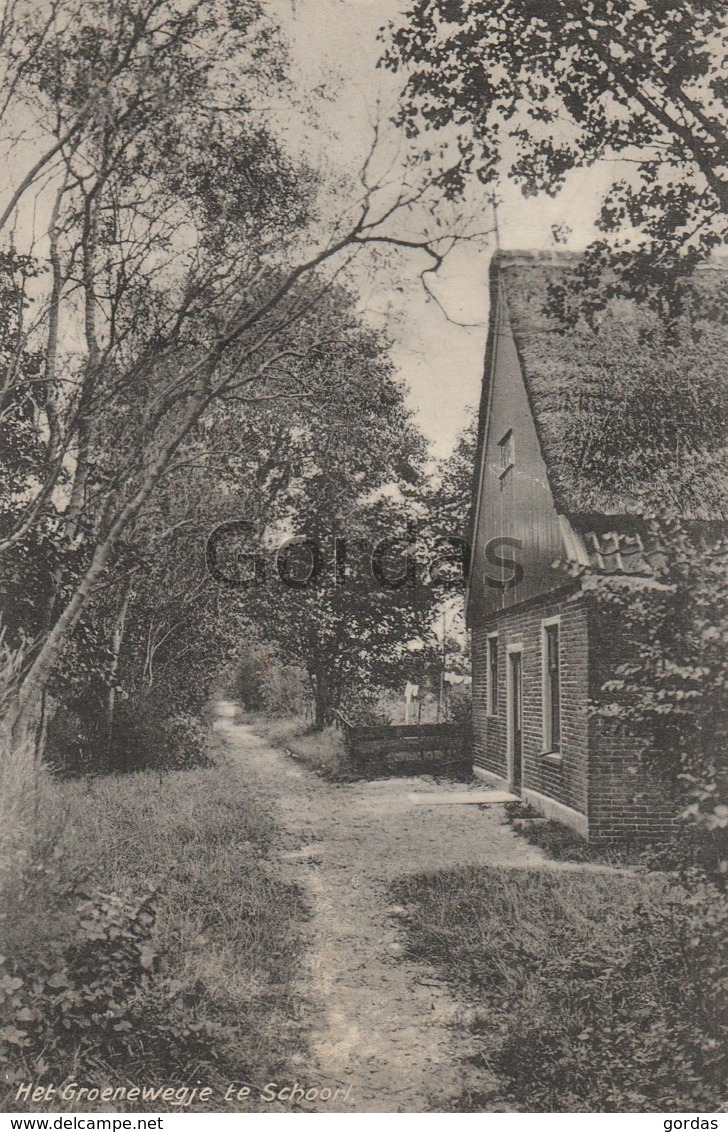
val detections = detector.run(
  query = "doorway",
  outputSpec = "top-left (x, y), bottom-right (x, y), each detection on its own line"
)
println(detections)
top-left (508, 648), bottom-right (523, 793)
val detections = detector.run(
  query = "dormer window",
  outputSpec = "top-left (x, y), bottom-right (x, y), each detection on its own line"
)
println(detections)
top-left (499, 429), bottom-right (515, 478)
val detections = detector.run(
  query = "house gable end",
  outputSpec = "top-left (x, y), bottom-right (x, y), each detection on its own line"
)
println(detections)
top-left (468, 273), bottom-right (570, 620)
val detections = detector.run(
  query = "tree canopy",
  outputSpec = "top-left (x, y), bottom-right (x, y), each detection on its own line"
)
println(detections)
top-left (0, 0), bottom-right (463, 758)
top-left (382, 0), bottom-right (728, 300)
top-left (224, 297), bottom-right (433, 728)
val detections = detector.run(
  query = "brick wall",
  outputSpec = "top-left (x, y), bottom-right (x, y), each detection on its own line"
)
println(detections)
top-left (586, 602), bottom-right (678, 844)
top-left (471, 592), bottom-right (589, 818)
top-left (471, 588), bottom-right (678, 842)
top-left (472, 622), bottom-right (505, 780)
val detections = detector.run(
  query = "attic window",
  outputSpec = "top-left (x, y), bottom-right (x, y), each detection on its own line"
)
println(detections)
top-left (498, 430), bottom-right (515, 478)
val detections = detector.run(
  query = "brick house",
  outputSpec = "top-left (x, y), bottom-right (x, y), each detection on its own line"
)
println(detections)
top-left (466, 250), bottom-right (727, 842)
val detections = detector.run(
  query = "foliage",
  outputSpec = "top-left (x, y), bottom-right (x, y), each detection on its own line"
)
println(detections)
top-left (232, 646), bottom-right (274, 713)
top-left (503, 802), bottom-right (665, 873)
top-left (442, 684), bottom-right (471, 728)
top-left (587, 520), bottom-right (728, 879)
top-left (241, 502), bottom-right (432, 728)
top-left (382, 0), bottom-right (728, 305)
top-left (0, 253), bottom-right (45, 533)
top-left (0, 0), bottom-right (312, 746)
top-left (411, 415), bottom-right (477, 702)
top-left (426, 413), bottom-right (478, 540)
top-left (113, 702), bottom-right (210, 773)
top-left (228, 306), bottom-right (435, 729)
top-left (39, 286), bottom-right (417, 767)
top-left (1, 751), bottom-right (308, 1110)
top-left (393, 864), bottom-right (728, 1112)
top-left (1, 886), bottom-right (221, 1085)
top-left (233, 646), bottom-right (309, 717)
top-left (0, 754), bottom-right (209, 1089)
top-left (253, 715), bottom-right (348, 779)
top-left (0, 0), bottom-right (457, 762)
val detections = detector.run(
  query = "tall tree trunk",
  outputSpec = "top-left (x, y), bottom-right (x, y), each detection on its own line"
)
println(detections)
top-left (107, 583), bottom-right (133, 758)
top-left (44, 176), bottom-right (69, 462)
top-left (66, 190), bottom-right (101, 536)
top-left (312, 667), bottom-right (327, 731)
top-left (3, 214), bottom-right (376, 756)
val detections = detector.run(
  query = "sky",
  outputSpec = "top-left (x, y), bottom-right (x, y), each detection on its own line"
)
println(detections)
top-left (2, 0), bottom-right (618, 463)
top-left (269, 0), bottom-right (618, 458)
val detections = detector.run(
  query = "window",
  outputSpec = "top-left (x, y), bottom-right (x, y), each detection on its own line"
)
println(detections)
top-left (487, 633), bottom-right (498, 715)
top-left (498, 429), bottom-right (515, 478)
top-left (542, 619), bottom-right (561, 752)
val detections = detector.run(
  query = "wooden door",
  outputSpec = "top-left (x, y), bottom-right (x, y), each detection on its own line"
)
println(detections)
top-left (509, 651), bottom-right (523, 792)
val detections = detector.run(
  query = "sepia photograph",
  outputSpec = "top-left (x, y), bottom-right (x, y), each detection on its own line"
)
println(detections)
top-left (0, 0), bottom-right (726, 1120)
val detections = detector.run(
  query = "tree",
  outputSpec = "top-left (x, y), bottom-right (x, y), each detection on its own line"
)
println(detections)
top-left (224, 305), bottom-right (434, 728)
top-left (245, 501), bottom-right (432, 730)
top-left (416, 415), bottom-right (478, 713)
top-left (426, 413), bottom-right (477, 536)
top-left (0, 0), bottom-right (465, 760)
top-left (40, 285), bottom-right (412, 766)
top-left (382, 1), bottom-right (728, 303)
top-left (255, 406), bottom-right (478, 731)
top-left (131, 287), bottom-right (432, 733)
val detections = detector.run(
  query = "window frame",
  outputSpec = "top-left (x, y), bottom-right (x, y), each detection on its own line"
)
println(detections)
top-left (541, 615), bottom-right (562, 755)
top-left (486, 632), bottom-right (499, 717)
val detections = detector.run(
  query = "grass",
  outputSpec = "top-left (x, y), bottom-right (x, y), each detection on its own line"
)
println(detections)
top-left (250, 715), bottom-right (351, 779)
top-left (392, 864), bottom-right (728, 1112)
top-left (503, 801), bottom-right (640, 865)
top-left (251, 713), bottom-right (473, 782)
top-left (1, 735), bottom-right (310, 1112)
top-left (504, 801), bottom-right (723, 877)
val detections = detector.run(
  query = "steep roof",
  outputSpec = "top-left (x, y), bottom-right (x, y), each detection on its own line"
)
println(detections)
top-left (472, 250), bottom-right (728, 530)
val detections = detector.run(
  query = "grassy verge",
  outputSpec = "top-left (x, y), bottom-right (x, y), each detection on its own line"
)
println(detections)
top-left (504, 801), bottom-right (724, 877)
top-left (1, 739), bottom-right (309, 1112)
top-left (251, 713), bottom-right (473, 782)
top-left (392, 865), bottom-right (727, 1112)
top-left (250, 715), bottom-right (350, 779)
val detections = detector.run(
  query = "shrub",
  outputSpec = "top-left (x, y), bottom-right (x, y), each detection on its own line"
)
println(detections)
top-left (588, 520), bottom-right (728, 881)
top-left (1, 887), bottom-right (219, 1089)
top-left (443, 685), bottom-right (471, 727)
top-left (231, 647), bottom-right (309, 717)
top-left (46, 696), bottom-right (211, 777)
top-left (0, 754), bottom-right (218, 1095)
top-left (45, 699), bottom-right (106, 777)
top-left (254, 715), bottom-right (348, 777)
top-left (344, 702), bottom-right (392, 726)
top-left (492, 880), bottom-right (727, 1111)
top-left (1, 741), bottom-right (308, 1110)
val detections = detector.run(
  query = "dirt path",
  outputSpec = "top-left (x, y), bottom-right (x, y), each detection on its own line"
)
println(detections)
top-left (213, 703), bottom-right (601, 1113)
